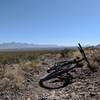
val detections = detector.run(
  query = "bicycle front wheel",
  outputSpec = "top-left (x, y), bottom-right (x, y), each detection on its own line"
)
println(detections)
top-left (39, 69), bottom-right (73, 89)
top-left (39, 76), bottom-right (70, 89)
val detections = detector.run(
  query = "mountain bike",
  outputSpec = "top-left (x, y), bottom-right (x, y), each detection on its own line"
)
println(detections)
top-left (39, 43), bottom-right (94, 89)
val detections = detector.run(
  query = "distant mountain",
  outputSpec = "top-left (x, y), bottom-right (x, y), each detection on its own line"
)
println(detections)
top-left (0, 42), bottom-right (64, 51)
top-left (96, 44), bottom-right (100, 48)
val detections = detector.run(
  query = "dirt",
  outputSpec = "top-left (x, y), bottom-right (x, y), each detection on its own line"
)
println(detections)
top-left (0, 55), bottom-right (100, 100)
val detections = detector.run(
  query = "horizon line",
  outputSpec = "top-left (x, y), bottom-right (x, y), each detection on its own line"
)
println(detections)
top-left (0, 41), bottom-right (98, 47)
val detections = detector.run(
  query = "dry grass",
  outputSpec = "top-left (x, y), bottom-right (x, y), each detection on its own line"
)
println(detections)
top-left (0, 51), bottom-right (43, 88)
top-left (62, 47), bottom-right (100, 71)
top-left (85, 48), bottom-right (100, 70)
top-left (19, 60), bottom-right (42, 73)
top-left (4, 64), bottom-right (25, 87)
top-left (0, 48), bottom-right (100, 88)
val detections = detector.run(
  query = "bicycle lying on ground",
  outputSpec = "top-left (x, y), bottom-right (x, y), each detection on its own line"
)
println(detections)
top-left (39, 43), bottom-right (95, 89)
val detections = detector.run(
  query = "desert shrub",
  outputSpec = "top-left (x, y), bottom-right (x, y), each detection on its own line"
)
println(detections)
top-left (83, 47), bottom-right (100, 71)
top-left (62, 48), bottom-right (76, 58)
top-left (0, 51), bottom-right (40, 64)
top-left (19, 58), bottom-right (42, 74)
top-left (4, 64), bottom-right (25, 87)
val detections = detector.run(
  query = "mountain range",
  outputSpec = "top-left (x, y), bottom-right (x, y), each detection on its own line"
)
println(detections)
top-left (96, 44), bottom-right (100, 48)
top-left (0, 42), bottom-right (63, 51)
top-left (0, 42), bottom-right (99, 51)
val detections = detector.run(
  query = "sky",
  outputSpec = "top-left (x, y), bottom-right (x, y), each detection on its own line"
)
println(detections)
top-left (0, 0), bottom-right (100, 46)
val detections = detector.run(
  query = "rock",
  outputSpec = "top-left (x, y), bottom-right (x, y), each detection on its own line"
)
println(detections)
top-left (39, 98), bottom-right (47, 100)
top-left (0, 78), bottom-right (10, 89)
top-left (70, 92), bottom-right (79, 99)
top-left (89, 92), bottom-right (96, 97)
top-left (27, 97), bottom-right (31, 100)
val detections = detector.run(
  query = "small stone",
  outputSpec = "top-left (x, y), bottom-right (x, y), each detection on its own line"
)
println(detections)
top-left (70, 92), bottom-right (79, 99)
top-left (89, 92), bottom-right (96, 97)
top-left (97, 92), bottom-right (100, 95)
top-left (27, 97), bottom-right (31, 100)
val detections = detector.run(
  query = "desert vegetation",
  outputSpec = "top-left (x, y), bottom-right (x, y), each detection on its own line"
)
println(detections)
top-left (0, 48), bottom-right (100, 100)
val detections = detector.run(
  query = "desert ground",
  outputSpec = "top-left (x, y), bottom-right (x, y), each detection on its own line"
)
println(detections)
top-left (0, 47), bottom-right (100, 100)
